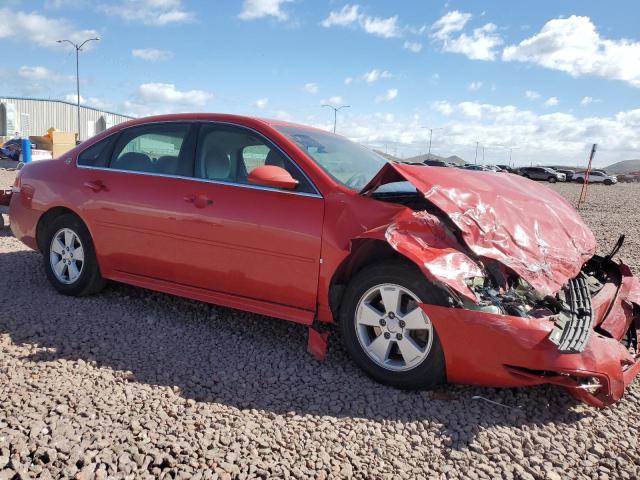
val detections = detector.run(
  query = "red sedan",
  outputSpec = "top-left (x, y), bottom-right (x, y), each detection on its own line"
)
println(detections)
top-left (5, 114), bottom-right (640, 407)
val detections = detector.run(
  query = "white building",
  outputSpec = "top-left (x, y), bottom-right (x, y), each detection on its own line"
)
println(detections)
top-left (0, 97), bottom-right (132, 141)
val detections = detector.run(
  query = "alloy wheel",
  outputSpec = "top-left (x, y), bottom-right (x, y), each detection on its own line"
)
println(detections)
top-left (355, 283), bottom-right (434, 372)
top-left (50, 228), bottom-right (85, 284)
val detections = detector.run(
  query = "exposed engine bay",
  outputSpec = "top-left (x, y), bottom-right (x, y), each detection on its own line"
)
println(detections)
top-left (371, 183), bottom-right (634, 356)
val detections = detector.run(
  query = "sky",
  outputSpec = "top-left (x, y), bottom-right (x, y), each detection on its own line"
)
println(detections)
top-left (1, 0), bottom-right (639, 167)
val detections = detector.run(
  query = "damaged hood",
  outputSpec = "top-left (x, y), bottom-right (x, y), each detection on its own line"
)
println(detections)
top-left (361, 163), bottom-right (596, 296)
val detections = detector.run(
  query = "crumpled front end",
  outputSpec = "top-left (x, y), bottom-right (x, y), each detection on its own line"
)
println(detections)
top-left (421, 259), bottom-right (640, 407)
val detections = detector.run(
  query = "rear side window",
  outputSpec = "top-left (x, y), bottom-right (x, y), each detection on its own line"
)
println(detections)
top-left (77, 136), bottom-right (115, 167)
top-left (110, 123), bottom-right (193, 176)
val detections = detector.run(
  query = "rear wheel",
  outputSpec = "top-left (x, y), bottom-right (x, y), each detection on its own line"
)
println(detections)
top-left (339, 260), bottom-right (447, 389)
top-left (43, 213), bottom-right (105, 296)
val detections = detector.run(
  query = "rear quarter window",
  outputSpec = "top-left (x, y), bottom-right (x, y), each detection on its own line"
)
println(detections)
top-left (77, 136), bottom-right (115, 168)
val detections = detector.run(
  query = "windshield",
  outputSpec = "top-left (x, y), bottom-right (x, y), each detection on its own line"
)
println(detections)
top-left (274, 125), bottom-right (387, 190)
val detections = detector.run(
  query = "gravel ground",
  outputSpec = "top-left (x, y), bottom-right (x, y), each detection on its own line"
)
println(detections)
top-left (1, 167), bottom-right (639, 479)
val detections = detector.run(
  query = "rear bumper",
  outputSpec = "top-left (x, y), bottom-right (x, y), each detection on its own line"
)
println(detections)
top-left (422, 262), bottom-right (640, 407)
top-left (8, 191), bottom-right (40, 251)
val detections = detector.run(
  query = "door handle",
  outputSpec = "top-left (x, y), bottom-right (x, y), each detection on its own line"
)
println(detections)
top-left (84, 180), bottom-right (107, 192)
top-left (184, 194), bottom-right (213, 208)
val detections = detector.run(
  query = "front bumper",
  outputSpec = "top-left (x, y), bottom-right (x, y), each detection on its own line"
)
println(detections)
top-left (421, 262), bottom-right (640, 407)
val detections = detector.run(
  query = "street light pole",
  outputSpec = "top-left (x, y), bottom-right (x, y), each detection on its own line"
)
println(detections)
top-left (57, 37), bottom-right (100, 142)
top-left (474, 141), bottom-right (480, 164)
top-left (421, 127), bottom-right (443, 156)
top-left (321, 104), bottom-right (350, 133)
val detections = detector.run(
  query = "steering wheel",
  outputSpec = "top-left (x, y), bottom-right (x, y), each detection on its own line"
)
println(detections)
top-left (344, 172), bottom-right (368, 189)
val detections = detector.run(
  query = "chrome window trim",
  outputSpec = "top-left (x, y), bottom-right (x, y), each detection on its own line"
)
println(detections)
top-left (75, 119), bottom-right (323, 199)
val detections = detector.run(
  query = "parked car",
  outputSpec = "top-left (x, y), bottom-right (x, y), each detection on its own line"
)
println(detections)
top-left (554, 169), bottom-right (575, 181)
top-left (462, 164), bottom-right (490, 171)
top-left (616, 171), bottom-right (640, 183)
top-left (573, 170), bottom-right (618, 185)
top-left (496, 164), bottom-right (516, 173)
top-left (519, 166), bottom-right (566, 183)
top-left (6, 113), bottom-right (640, 407)
top-left (423, 159), bottom-right (448, 167)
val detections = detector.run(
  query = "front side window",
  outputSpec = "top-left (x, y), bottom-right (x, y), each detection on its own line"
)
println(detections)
top-left (195, 124), bottom-right (316, 193)
top-left (110, 123), bottom-right (192, 176)
top-left (274, 125), bottom-right (386, 191)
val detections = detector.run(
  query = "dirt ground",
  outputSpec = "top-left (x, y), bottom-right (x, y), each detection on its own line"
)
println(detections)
top-left (1, 167), bottom-right (639, 479)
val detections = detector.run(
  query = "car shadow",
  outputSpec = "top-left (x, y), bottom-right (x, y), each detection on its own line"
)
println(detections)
top-left (0, 247), bottom-right (590, 448)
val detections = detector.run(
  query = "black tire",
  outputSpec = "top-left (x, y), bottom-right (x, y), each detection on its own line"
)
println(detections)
top-left (604, 179), bottom-right (613, 185)
top-left (548, 176), bottom-right (557, 183)
top-left (574, 177), bottom-right (584, 183)
top-left (339, 259), bottom-right (448, 390)
top-left (42, 213), bottom-right (106, 296)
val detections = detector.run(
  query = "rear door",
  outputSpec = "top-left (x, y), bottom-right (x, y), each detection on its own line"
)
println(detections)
top-left (174, 122), bottom-right (324, 311)
top-left (76, 122), bottom-right (197, 280)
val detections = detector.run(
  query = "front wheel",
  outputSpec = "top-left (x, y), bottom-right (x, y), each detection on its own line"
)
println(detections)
top-left (548, 176), bottom-right (557, 183)
top-left (339, 260), bottom-right (448, 389)
top-left (604, 179), bottom-right (613, 185)
top-left (43, 213), bottom-right (106, 296)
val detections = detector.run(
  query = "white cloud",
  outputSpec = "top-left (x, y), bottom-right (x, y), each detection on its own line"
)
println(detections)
top-left (361, 69), bottom-right (393, 83)
top-left (18, 66), bottom-right (72, 82)
top-left (239, 0), bottom-right (293, 21)
top-left (432, 100), bottom-right (453, 115)
top-left (320, 4), bottom-right (361, 27)
top-left (468, 81), bottom-right (483, 91)
top-left (503, 15), bottom-right (640, 87)
top-left (124, 83), bottom-right (212, 116)
top-left (102, 0), bottom-right (193, 26)
top-left (321, 4), bottom-right (400, 38)
top-left (361, 15), bottom-right (400, 38)
top-left (544, 96), bottom-right (559, 107)
top-left (431, 11), bottom-right (503, 60)
top-left (0, 8), bottom-right (99, 48)
top-left (323, 102), bottom-right (640, 167)
top-left (431, 10), bottom-right (470, 41)
top-left (580, 96), bottom-right (601, 106)
top-left (136, 83), bottom-right (211, 105)
top-left (64, 94), bottom-right (111, 110)
top-left (344, 77), bottom-right (354, 85)
top-left (322, 96), bottom-right (344, 106)
top-left (254, 97), bottom-right (269, 109)
top-left (131, 48), bottom-right (173, 61)
top-left (525, 90), bottom-right (541, 100)
top-left (303, 82), bottom-right (319, 94)
top-left (403, 40), bottom-right (423, 53)
top-left (376, 88), bottom-right (398, 103)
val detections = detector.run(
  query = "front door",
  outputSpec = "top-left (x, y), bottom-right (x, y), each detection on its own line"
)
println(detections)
top-left (174, 123), bottom-right (324, 311)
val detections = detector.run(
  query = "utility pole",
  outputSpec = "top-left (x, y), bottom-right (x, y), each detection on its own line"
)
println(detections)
top-left (421, 127), bottom-right (443, 156)
top-left (57, 37), bottom-right (100, 143)
top-left (474, 141), bottom-right (480, 164)
top-left (482, 145), bottom-right (485, 165)
top-left (321, 104), bottom-right (350, 133)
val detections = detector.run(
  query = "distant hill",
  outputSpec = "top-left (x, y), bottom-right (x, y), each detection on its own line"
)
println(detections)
top-left (403, 153), bottom-right (466, 165)
top-left (603, 159), bottom-right (640, 173)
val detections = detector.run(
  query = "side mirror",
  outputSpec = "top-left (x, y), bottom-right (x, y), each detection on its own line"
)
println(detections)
top-left (248, 165), bottom-right (299, 190)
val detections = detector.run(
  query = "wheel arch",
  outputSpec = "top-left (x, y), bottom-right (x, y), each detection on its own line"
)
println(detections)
top-left (36, 206), bottom-right (90, 253)
top-left (328, 238), bottom-right (413, 320)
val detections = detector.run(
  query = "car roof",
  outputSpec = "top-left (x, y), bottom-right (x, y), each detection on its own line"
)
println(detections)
top-left (111, 113), bottom-right (329, 135)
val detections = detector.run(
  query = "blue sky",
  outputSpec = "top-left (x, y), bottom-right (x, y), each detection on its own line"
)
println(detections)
top-left (2, 0), bottom-right (639, 166)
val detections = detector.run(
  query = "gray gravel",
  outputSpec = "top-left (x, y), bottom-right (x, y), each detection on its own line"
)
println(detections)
top-left (1, 167), bottom-right (639, 479)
